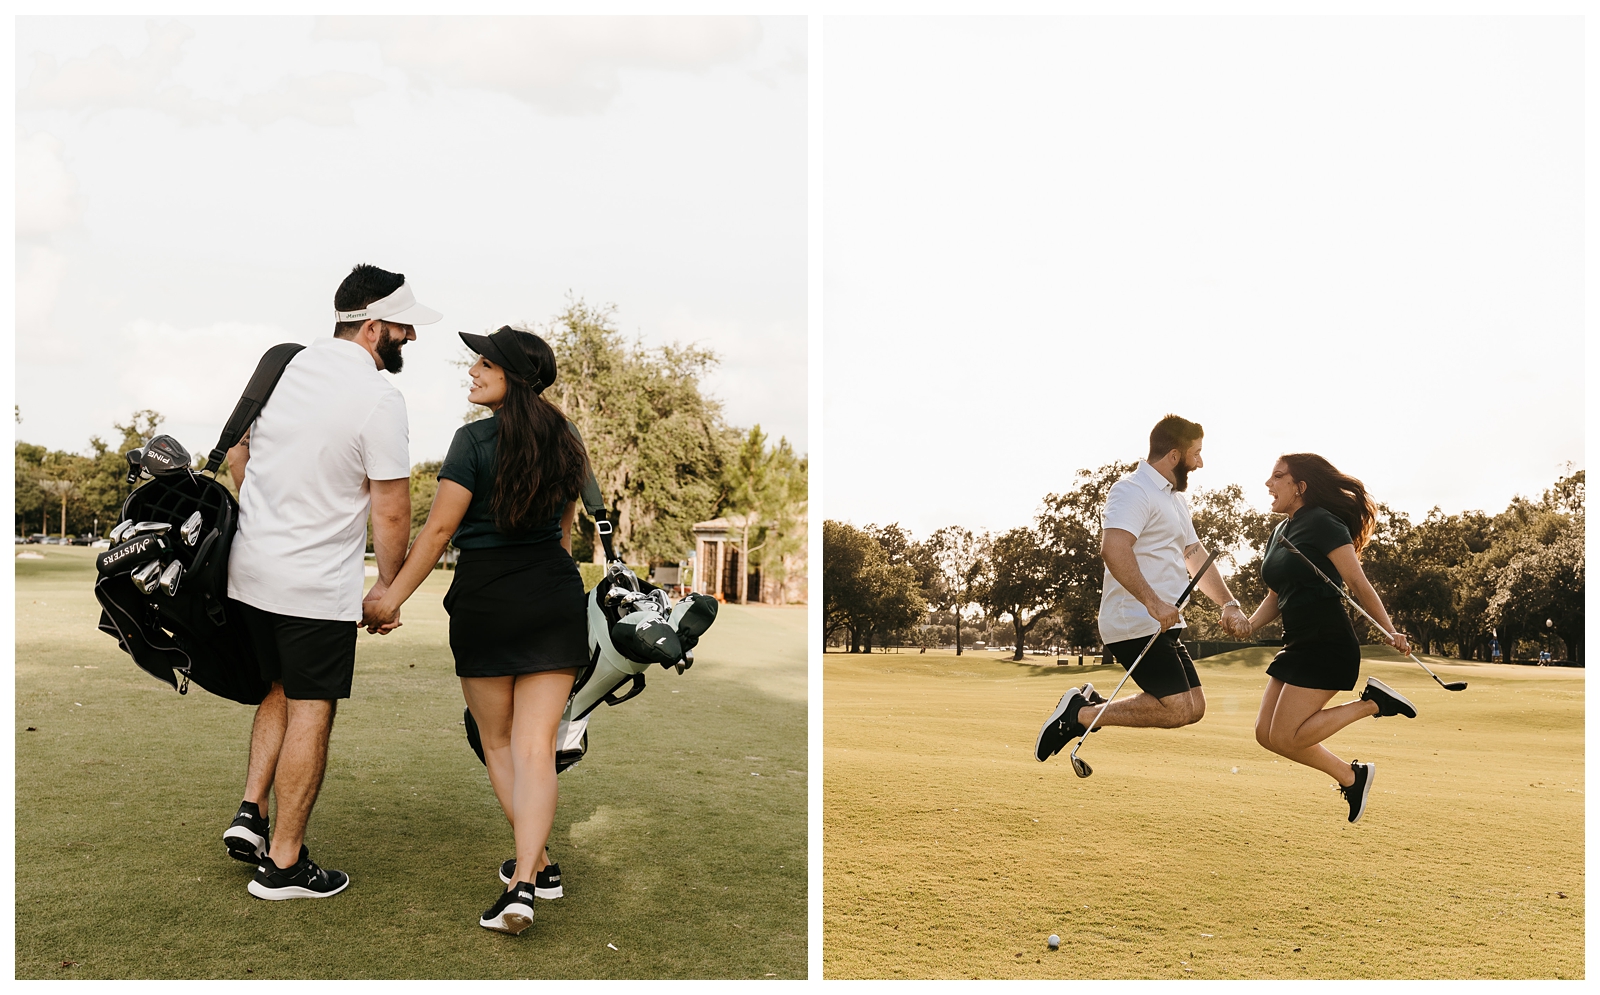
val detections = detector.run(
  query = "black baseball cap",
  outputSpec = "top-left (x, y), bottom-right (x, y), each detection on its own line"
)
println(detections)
top-left (459, 326), bottom-right (540, 387)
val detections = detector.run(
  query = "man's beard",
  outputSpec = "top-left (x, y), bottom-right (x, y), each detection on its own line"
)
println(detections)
top-left (376, 330), bottom-right (406, 373)
top-left (1173, 457), bottom-right (1195, 492)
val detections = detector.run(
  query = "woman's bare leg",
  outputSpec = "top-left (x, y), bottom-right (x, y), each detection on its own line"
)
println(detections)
top-left (507, 668), bottom-right (577, 890)
top-left (1256, 678), bottom-right (1378, 786)
top-left (461, 676), bottom-right (518, 823)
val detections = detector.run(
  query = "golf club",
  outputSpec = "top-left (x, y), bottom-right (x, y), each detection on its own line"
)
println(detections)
top-left (1275, 533), bottom-right (1466, 692)
top-left (108, 519), bottom-right (135, 543)
top-left (1068, 548), bottom-right (1220, 778)
top-left (140, 434), bottom-right (193, 477)
top-left (130, 559), bottom-right (164, 594)
top-left (157, 560), bottom-right (184, 597)
top-left (179, 510), bottom-right (204, 546)
top-left (124, 521), bottom-right (173, 539)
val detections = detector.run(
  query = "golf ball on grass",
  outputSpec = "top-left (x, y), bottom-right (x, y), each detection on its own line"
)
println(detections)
top-left (1048, 935), bottom-right (1060, 950)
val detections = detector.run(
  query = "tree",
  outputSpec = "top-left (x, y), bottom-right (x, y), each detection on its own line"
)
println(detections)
top-left (543, 299), bottom-right (731, 565)
top-left (928, 525), bottom-right (984, 656)
top-left (725, 426), bottom-right (808, 604)
top-left (1036, 462), bottom-right (1136, 649)
top-left (823, 520), bottom-right (926, 652)
top-left (974, 526), bottom-right (1057, 661)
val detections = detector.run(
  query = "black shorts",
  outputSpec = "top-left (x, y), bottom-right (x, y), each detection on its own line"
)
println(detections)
top-left (444, 542), bottom-right (589, 679)
top-left (234, 600), bottom-right (358, 700)
top-left (1266, 597), bottom-right (1361, 691)
top-left (1104, 629), bottom-right (1200, 700)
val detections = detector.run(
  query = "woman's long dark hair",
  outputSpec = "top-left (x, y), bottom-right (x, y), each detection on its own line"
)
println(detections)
top-left (1279, 453), bottom-right (1376, 552)
top-left (487, 329), bottom-right (592, 533)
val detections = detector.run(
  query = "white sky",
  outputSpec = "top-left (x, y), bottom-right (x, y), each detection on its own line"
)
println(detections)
top-left (16, 15), bottom-right (806, 465)
top-left (824, 15), bottom-right (1583, 538)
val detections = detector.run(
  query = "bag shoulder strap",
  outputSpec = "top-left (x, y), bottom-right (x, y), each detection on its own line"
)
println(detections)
top-left (201, 342), bottom-right (306, 473)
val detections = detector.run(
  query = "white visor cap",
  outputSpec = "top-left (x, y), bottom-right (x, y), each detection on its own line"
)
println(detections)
top-left (334, 281), bottom-right (442, 326)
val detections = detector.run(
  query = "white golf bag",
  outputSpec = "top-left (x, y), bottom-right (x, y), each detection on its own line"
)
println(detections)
top-left (465, 514), bottom-right (719, 773)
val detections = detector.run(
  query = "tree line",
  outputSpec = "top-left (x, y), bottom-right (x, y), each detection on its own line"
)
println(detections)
top-left (825, 463), bottom-right (1584, 665)
top-left (16, 300), bottom-right (807, 601)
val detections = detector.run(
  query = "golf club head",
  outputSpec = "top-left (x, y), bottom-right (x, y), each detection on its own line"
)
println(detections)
top-left (179, 510), bottom-right (204, 546)
top-left (1439, 679), bottom-right (1468, 691)
top-left (125, 448), bottom-right (145, 484)
top-left (157, 560), bottom-right (183, 596)
top-left (130, 559), bottom-right (163, 594)
top-left (140, 434), bottom-right (192, 476)
top-left (108, 519), bottom-right (135, 543)
top-left (126, 521), bottom-right (173, 538)
top-left (1069, 754), bottom-right (1092, 778)
top-left (604, 559), bottom-right (641, 593)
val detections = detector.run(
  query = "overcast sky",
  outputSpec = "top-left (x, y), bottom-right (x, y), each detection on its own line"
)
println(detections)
top-left (16, 15), bottom-right (806, 466)
top-left (824, 15), bottom-right (1583, 539)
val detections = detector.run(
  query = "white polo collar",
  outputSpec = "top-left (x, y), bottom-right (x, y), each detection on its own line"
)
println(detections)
top-left (316, 334), bottom-right (379, 370)
top-left (1135, 459), bottom-right (1174, 493)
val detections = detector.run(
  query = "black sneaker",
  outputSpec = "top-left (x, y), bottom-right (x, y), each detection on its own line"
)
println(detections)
top-left (498, 858), bottom-right (564, 899)
top-left (480, 883), bottom-right (536, 934)
top-left (1361, 677), bottom-right (1417, 719)
top-left (1034, 689), bottom-right (1089, 762)
top-left (1339, 761), bottom-right (1375, 824)
top-left (248, 849), bottom-right (349, 900)
top-left (223, 801), bottom-right (268, 864)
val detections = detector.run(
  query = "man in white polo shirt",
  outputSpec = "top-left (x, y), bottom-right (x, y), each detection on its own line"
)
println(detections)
top-left (1035, 414), bottom-right (1249, 762)
top-left (219, 264), bottom-right (440, 899)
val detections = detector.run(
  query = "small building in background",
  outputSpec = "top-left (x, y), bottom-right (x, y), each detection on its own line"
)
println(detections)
top-left (690, 514), bottom-right (807, 605)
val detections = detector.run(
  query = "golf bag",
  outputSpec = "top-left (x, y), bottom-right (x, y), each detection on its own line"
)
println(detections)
top-left (463, 515), bottom-right (720, 774)
top-left (93, 343), bottom-right (305, 705)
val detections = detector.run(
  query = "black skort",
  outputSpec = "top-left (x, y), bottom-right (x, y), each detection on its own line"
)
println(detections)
top-left (444, 542), bottom-right (589, 679)
top-left (1266, 596), bottom-right (1361, 691)
top-left (234, 600), bottom-right (358, 700)
top-left (1104, 629), bottom-right (1200, 700)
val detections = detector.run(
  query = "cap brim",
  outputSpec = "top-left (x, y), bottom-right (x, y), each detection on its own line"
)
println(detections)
top-left (458, 330), bottom-right (516, 370)
top-left (384, 301), bottom-right (443, 326)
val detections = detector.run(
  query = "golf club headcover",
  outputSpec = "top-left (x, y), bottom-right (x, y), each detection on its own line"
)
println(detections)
top-left (609, 611), bottom-right (684, 668)
top-left (668, 594), bottom-right (718, 653)
top-left (96, 532), bottom-right (173, 576)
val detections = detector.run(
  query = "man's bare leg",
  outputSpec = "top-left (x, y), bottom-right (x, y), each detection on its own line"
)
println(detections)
top-left (1076, 687), bottom-right (1204, 729)
top-left (243, 683), bottom-right (287, 808)
top-left (265, 697), bottom-right (336, 868)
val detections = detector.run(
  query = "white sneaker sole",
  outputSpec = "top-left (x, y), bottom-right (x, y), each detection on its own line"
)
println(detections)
top-left (223, 826), bottom-right (267, 861)
top-left (247, 876), bottom-right (350, 900)
top-left (480, 905), bottom-right (535, 934)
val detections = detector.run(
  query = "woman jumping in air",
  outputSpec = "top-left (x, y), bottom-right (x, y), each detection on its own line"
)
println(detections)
top-left (1234, 453), bottom-right (1416, 824)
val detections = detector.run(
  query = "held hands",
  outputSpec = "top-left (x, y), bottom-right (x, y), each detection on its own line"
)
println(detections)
top-left (1220, 604), bottom-right (1251, 639)
top-left (362, 583), bottom-right (402, 635)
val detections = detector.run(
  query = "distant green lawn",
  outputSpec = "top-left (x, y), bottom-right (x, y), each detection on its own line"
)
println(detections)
top-left (824, 645), bottom-right (1583, 979)
top-left (16, 547), bottom-right (806, 980)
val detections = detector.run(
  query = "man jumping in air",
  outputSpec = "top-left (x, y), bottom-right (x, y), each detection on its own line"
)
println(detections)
top-left (1035, 414), bottom-right (1249, 762)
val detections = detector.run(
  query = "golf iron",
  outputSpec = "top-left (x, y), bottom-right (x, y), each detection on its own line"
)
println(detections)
top-left (1069, 548), bottom-right (1220, 778)
top-left (1275, 533), bottom-right (1466, 692)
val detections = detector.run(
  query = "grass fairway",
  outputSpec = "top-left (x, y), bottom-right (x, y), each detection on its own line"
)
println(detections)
top-left (824, 646), bottom-right (1583, 979)
top-left (16, 547), bottom-right (805, 979)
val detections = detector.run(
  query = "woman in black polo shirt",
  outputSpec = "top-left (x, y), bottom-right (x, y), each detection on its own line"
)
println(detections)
top-left (1235, 453), bottom-right (1417, 825)
top-left (364, 326), bottom-right (595, 934)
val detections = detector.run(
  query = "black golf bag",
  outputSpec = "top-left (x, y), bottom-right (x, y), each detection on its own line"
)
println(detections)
top-left (93, 343), bottom-right (305, 705)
